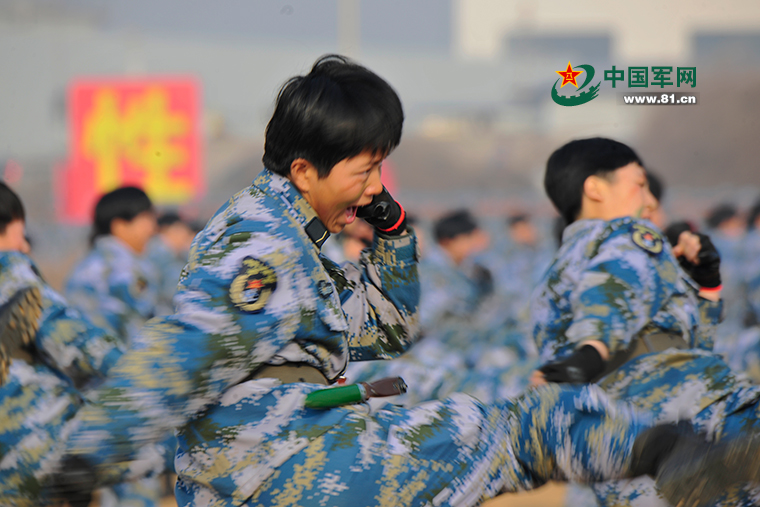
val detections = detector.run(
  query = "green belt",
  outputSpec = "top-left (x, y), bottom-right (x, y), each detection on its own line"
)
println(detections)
top-left (244, 364), bottom-right (408, 409)
top-left (594, 331), bottom-right (689, 385)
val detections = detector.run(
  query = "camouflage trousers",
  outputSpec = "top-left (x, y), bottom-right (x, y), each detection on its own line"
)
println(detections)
top-left (587, 352), bottom-right (760, 507)
top-left (173, 381), bottom-right (647, 507)
top-left (0, 251), bottom-right (174, 507)
top-left (587, 393), bottom-right (760, 507)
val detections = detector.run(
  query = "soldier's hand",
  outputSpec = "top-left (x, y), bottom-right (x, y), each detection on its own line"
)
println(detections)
top-left (529, 369), bottom-right (548, 387)
top-left (43, 456), bottom-right (97, 507)
top-left (356, 187), bottom-right (406, 236)
top-left (671, 231), bottom-right (701, 263)
top-left (673, 232), bottom-right (721, 289)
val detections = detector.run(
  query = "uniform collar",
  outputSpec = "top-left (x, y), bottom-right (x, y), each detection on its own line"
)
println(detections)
top-left (562, 219), bottom-right (601, 244)
top-left (562, 216), bottom-right (650, 244)
top-left (93, 235), bottom-right (139, 258)
top-left (253, 169), bottom-right (330, 250)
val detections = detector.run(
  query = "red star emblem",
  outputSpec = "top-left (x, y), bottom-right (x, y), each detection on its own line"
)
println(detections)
top-left (247, 279), bottom-right (263, 290)
top-left (556, 62), bottom-right (583, 88)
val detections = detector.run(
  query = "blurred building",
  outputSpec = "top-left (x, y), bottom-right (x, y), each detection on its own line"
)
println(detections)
top-left (455, 0), bottom-right (760, 62)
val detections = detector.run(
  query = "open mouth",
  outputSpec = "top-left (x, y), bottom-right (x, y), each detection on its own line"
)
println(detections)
top-left (345, 206), bottom-right (358, 224)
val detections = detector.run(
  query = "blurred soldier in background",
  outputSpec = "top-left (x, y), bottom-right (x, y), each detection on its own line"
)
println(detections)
top-left (477, 212), bottom-right (553, 332)
top-left (726, 199), bottom-right (760, 381)
top-left (418, 209), bottom-right (492, 332)
top-left (704, 203), bottom-right (747, 355)
top-left (0, 183), bottom-right (30, 257)
top-left (533, 137), bottom-right (760, 507)
top-left (64, 187), bottom-right (171, 507)
top-left (0, 183), bottom-right (170, 507)
top-left (65, 187), bottom-right (158, 343)
top-left (28, 55), bottom-right (755, 507)
top-left (145, 211), bottom-right (200, 315)
top-left (346, 208), bottom-right (534, 406)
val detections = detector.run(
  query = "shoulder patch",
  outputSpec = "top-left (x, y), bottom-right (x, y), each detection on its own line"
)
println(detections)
top-left (229, 257), bottom-right (277, 313)
top-left (130, 276), bottom-right (149, 298)
top-left (631, 224), bottom-right (663, 254)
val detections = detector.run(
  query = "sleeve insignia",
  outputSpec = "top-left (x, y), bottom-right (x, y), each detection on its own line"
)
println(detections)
top-left (130, 277), bottom-right (149, 297)
top-left (229, 257), bottom-right (277, 313)
top-left (631, 224), bottom-right (663, 254)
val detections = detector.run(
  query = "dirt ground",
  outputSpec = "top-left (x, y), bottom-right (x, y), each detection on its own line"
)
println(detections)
top-left (147, 482), bottom-right (567, 507)
top-left (483, 482), bottom-right (567, 507)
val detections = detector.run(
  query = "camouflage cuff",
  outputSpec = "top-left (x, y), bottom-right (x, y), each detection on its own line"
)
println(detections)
top-left (371, 228), bottom-right (419, 266)
top-left (698, 296), bottom-right (724, 325)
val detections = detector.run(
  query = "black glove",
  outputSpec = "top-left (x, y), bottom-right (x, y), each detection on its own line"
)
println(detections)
top-left (538, 345), bottom-right (605, 384)
top-left (42, 455), bottom-right (97, 507)
top-left (677, 233), bottom-right (721, 289)
top-left (356, 187), bottom-right (406, 236)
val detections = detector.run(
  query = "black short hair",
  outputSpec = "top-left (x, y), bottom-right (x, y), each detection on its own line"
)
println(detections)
top-left (262, 54), bottom-right (404, 178)
top-left (705, 203), bottom-right (737, 229)
top-left (0, 182), bottom-right (25, 234)
top-left (748, 198), bottom-right (760, 230)
top-left (91, 186), bottom-right (153, 243)
top-left (545, 137), bottom-right (643, 224)
top-left (434, 210), bottom-right (478, 242)
top-left (157, 211), bottom-right (182, 228)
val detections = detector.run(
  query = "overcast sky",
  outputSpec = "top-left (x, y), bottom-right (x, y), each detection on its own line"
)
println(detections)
top-left (60, 0), bottom-right (452, 52)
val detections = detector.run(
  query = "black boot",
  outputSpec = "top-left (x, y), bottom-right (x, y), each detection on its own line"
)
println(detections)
top-left (0, 286), bottom-right (42, 384)
top-left (632, 423), bottom-right (760, 507)
top-left (42, 455), bottom-right (97, 507)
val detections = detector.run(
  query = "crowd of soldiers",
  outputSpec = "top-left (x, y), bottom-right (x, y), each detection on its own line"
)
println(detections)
top-left (3, 54), bottom-right (760, 507)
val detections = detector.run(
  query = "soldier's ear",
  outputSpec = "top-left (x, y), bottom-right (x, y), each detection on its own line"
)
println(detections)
top-left (288, 158), bottom-right (318, 194)
top-left (583, 175), bottom-right (606, 203)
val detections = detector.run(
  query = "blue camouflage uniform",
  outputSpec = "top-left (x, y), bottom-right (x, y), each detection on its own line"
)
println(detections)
top-left (66, 235), bottom-right (158, 343)
top-left (419, 243), bottom-right (536, 362)
top-left (708, 230), bottom-right (747, 357)
top-left (66, 235), bottom-right (170, 506)
top-left (344, 239), bottom-right (537, 407)
top-left (532, 217), bottom-right (760, 506)
top-left (476, 239), bottom-right (553, 329)
top-left (0, 251), bottom-right (128, 506)
top-left (417, 244), bottom-right (488, 332)
top-left (57, 170), bottom-right (654, 507)
top-left (727, 229), bottom-right (760, 382)
top-left (145, 235), bottom-right (189, 315)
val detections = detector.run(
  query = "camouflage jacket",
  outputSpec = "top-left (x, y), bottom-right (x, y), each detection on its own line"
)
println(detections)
top-left (65, 169), bottom-right (420, 495)
top-left (65, 236), bottom-right (158, 342)
top-left (0, 252), bottom-right (126, 505)
top-left (530, 217), bottom-right (742, 418)
top-left (418, 245), bottom-right (487, 332)
top-left (144, 236), bottom-right (187, 315)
